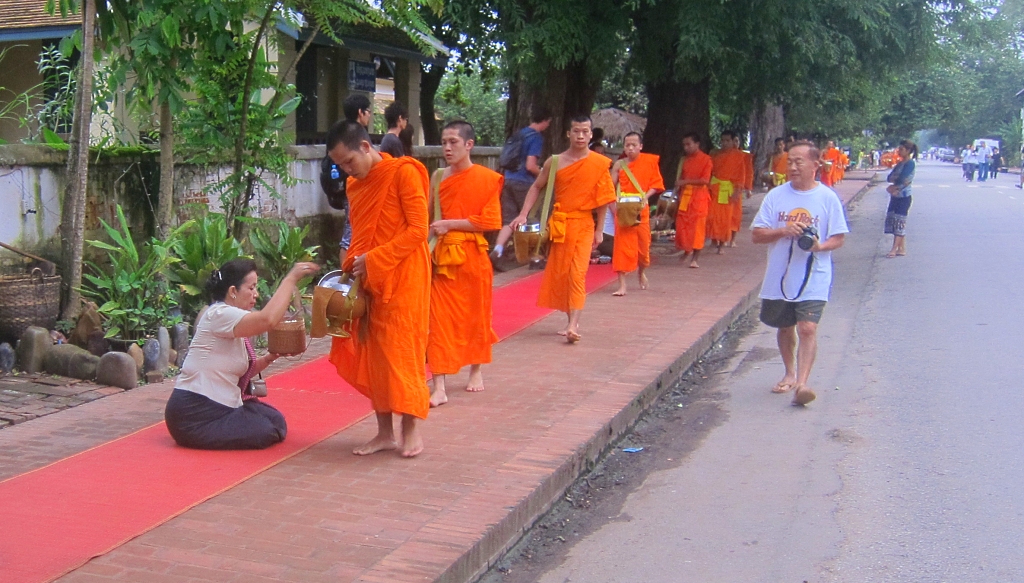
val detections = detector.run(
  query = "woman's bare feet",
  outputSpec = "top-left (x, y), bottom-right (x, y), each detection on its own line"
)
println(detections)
top-left (792, 385), bottom-right (817, 406)
top-left (400, 416), bottom-right (423, 458)
top-left (466, 365), bottom-right (485, 392)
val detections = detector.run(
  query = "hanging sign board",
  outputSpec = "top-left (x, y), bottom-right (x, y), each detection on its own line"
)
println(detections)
top-left (348, 60), bottom-right (377, 92)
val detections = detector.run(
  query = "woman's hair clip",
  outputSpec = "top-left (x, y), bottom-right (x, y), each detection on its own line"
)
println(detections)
top-left (213, 269), bottom-right (223, 282)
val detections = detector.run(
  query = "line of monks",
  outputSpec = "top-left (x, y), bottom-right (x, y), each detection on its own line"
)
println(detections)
top-left (320, 116), bottom-right (847, 459)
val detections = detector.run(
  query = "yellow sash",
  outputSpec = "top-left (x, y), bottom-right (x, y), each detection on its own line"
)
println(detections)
top-left (711, 177), bottom-right (734, 205)
top-left (678, 185), bottom-right (694, 212)
top-left (433, 231), bottom-right (489, 280)
top-left (547, 205), bottom-right (591, 244)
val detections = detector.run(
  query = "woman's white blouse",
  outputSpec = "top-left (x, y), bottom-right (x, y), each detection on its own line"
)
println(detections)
top-left (175, 303), bottom-right (249, 408)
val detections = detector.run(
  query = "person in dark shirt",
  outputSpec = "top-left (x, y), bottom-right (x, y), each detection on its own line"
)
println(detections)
top-left (492, 104), bottom-right (552, 260)
top-left (381, 101), bottom-right (408, 158)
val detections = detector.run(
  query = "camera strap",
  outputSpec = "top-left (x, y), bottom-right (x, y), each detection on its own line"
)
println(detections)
top-left (780, 240), bottom-right (814, 301)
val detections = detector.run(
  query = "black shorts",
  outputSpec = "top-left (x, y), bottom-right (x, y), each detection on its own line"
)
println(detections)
top-left (501, 180), bottom-right (533, 226)
top-left (759, 299), bottom-right (826, 328)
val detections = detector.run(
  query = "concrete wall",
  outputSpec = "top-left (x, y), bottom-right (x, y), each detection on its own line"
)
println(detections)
top-left (0, 144), bottom-right (502, 261)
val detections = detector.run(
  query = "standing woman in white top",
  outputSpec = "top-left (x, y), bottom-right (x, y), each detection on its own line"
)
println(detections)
top-left (165, 258), bottom-right (319, 450)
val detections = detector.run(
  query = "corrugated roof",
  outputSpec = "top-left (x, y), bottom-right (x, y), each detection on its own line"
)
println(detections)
top-left (0, 1), bottom-right (79, 31)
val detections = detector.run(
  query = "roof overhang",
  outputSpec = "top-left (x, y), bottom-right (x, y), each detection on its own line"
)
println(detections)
top-left (0, 25), bottom-right (78, 43)
top-left (276, 22), bottom-right (449, 66)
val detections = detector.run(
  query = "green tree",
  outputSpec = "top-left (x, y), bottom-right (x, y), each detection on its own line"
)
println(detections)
top-left (631, 0), bottom-right (938, 181)
top-left (435, 73), bottom-right (507, 146)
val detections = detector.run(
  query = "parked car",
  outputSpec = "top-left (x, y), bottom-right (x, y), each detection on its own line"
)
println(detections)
top-left (938, 148), bottom-right (957, 163)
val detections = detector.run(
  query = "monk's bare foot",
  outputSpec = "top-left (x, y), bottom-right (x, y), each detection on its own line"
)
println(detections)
top-left (716, 244), bottom-right (724, 255)
top-left (689, 260), bottom-right (699, 268)
top-left (556, 329), bottom-right (568, 336)
top-left (638, 272), bottom-right (649, 290)
top-left (729, 239), bottom-right (738, 248)
top-left (565, 329), bottom-right (581, 344)
top-left (466, 367), bottom-right (485, 392)
top-left (353, 435), bottom-right (398, 456)
top-left (429, 387), bottom-right (448, 407)
top-left (612, 287), bottom-right (626, 297)
top-left (400, 417), bottom-right (424, 458)
top-left (792, 385), bottom-right (817, 406)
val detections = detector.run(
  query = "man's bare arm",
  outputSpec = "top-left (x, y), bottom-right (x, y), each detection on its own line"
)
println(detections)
top-left (511, 156), bottom-right (552, 228)
top-left (525, 155), bottom-right (542, 177)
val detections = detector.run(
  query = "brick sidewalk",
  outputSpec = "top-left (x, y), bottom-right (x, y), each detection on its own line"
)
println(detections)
top-left (1, 175), bottom-right (873, 583)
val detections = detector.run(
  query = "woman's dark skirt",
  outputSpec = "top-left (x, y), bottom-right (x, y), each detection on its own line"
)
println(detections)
top-left (165, 388), bottom-right (287, 450)
top-left (884, 195), bottom-right (912, 237)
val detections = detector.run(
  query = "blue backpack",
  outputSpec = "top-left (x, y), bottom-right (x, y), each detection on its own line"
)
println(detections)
top-left (498, 128), bottom-right (534, 173)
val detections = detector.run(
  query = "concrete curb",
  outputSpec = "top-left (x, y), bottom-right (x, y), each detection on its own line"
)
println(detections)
top-left (447, 175), bottom-right (880, 583)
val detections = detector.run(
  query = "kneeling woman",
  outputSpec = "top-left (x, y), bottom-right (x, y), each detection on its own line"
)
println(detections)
top-left (165, 258), bottom-right (319, 449)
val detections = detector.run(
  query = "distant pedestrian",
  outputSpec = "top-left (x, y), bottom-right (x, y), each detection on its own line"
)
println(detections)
top-left (961, 144), bottom-right (977, 181)
top-left (990, 147), bottom-right (1002, 179)
top-left (491, 104), bottom-right (552, 261)
top-left (380, 101), bottom-right (408, 158)
top-left (977, 143), bottom-right (990, 182)
top-left (751, 141), bottom-right (849, 406)
top-left (885, 140), bottom-right (917, 258)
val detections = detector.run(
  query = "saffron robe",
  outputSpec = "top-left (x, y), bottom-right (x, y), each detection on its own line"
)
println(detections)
top-left (329, 154), bottom-right (432, 419)
top-left (771, 152), bottom-right (788, 185)
top-left (537, 152), bottom-right (616, 313)
top-left (427, 164), bottom-right (502, 375)
top-left (821, 147), bottom-right (843, 186)
top-left (613, 153), bottom-right (664, 273)
top-left (675, 150), bottom-right (713, 252)
top-left (732, 150), bottom-right (754, 232)
top-left (707, 149), bottom-right (747, 242)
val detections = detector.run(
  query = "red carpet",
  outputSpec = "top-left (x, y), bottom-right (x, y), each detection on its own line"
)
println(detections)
top-left (0, 263), bottom-right (618, 583)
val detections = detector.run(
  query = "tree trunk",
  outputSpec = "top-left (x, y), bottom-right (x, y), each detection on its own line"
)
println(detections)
top-left (505, 62), bottom-right (601, 156)
top-left (157, 98), bottom-right (174, 239)
top-left (643, 76), bottom-right (711, 187)
top-left (419, 61), bottom-right (445, 145)
top-left (59, 0), bottom-right (95, 320)
top-left (749, 101), bottom-right (785, 189)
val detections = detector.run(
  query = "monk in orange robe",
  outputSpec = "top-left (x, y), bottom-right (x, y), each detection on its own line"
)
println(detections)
top-left (610, 131), bottom-right (664, 296)
top-left (325, 120), bottom-right (431, 458)
top-left (707, 131), bottom-right (748, 253)
top-left (427, 121), bottom-right (502, 407)
top-left (770, 138), bottom-right (788, 186)
top-left (511, 115), bottom-right (615, 343)
top-left (731, 138), bottom-right (754, 245)
top-left (821, 140), bottom-right (842, 187)
top-left (837, 150), bottom-right (849, 183)
top-left (673, 132), bottom-right (713, 268)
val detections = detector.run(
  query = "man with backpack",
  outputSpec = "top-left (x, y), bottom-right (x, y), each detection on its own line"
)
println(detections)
top-left (491, 104), bottom-right (552, 261)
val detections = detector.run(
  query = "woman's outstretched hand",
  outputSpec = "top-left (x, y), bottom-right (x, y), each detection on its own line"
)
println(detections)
top-left (287, 262), bottom-right (320, 282)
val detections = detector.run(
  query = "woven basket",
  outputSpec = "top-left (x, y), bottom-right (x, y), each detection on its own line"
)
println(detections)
top-left (0, 268), bottom-right (61, 341)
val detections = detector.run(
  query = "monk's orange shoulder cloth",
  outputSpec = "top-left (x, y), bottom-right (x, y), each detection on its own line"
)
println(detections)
top-left (554, 152), bottom-right (616, 211)
top-left (619, 152), bottom-right (665, 194)
top-left (771, 152), bottom-right (788, 175)
top-left (711, 149), bottom-right (747, 184)
top-left (427, 163), bottom-right (502, 375)
top-left (331, 153), bottom-right (432, 419)
top-left (440, 164), bottom-right (503, 230)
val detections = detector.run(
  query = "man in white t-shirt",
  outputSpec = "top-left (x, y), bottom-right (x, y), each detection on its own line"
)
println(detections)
top-left (751, 141), bottom-right (849, 406)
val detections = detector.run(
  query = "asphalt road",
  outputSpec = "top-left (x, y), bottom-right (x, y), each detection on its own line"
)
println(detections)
top-left (524, 161), bottom-right (1024, 582)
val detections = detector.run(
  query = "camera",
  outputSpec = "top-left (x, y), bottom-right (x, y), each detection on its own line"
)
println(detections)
top-left (797, 226), bottom-right (818, 251)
